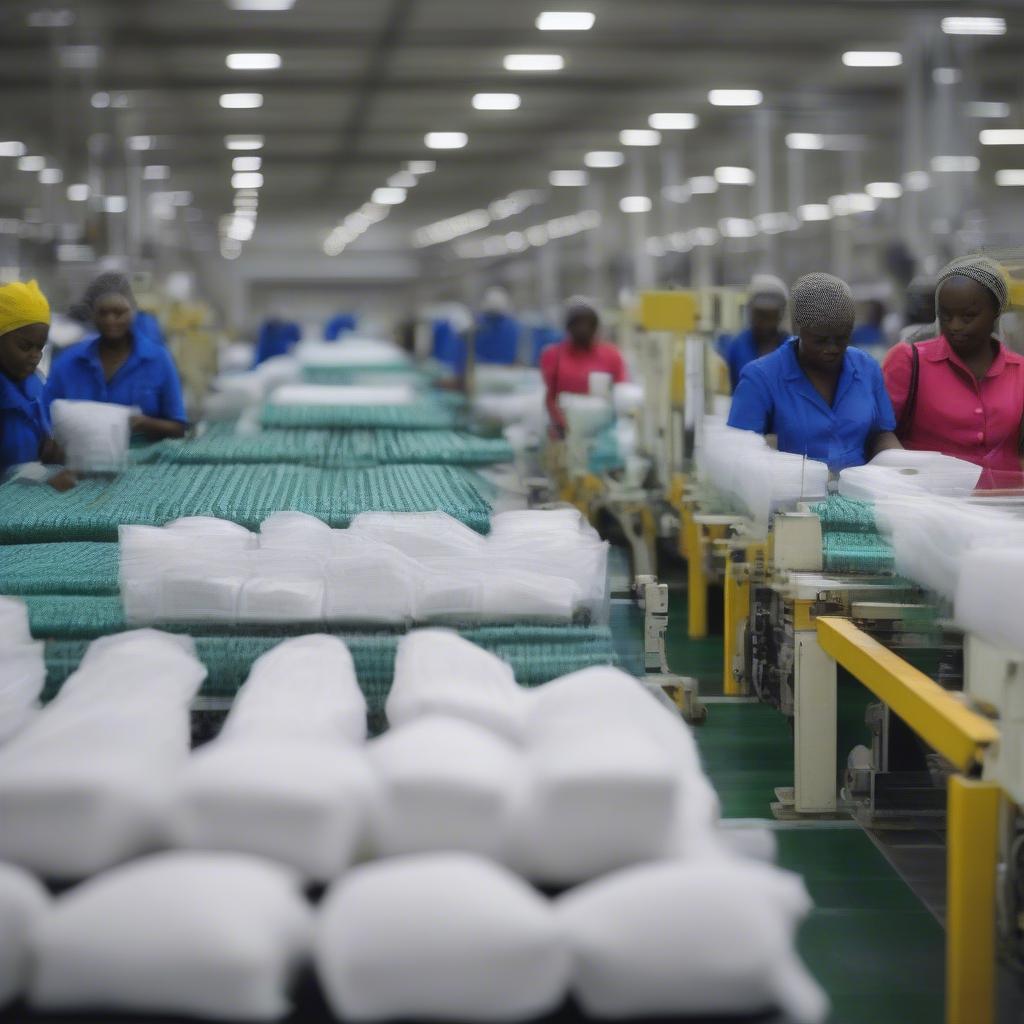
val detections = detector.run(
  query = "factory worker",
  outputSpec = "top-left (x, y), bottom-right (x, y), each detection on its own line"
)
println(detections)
top-left (850, 299), bottom-right (888, 350)
top-left (728, 272), bottom-right (900, 471)
top-left (540, 296), bottom-right (627, 439)
top-left (45, 272), bottom-right (187, 439)
top-left (884, 255), bottom-right (1024, 489)
top-left (254, 315), bottom-right (301, 365)
top-left (0, 280), bottom-right (62, 473)
top-left (474, 286), bottom-right (521, 365)
top-left (726, 274), bottom-right (789, 391)
top-left (897, 274), bottom-right (938, 346)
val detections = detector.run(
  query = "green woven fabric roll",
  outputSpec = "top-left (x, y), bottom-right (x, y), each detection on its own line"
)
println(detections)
top-left (809, 495), bottom-right (879, 533)
top-left (261, 402), bottom-right (458, 431)
top-left (301, 365), bottom-right (440, 386)
top-left (822, 531), bottom-right (895, 574)
top-left (142, 426), bottom-right (513, 469)
top-left (0, 463), bottom-right (493, 542)
top-left (0, 543), bottom-right (120, 595)
top-left (42, 626), bottom-right (619, 719)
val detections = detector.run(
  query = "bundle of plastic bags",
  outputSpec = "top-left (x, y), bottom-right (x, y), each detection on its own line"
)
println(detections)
top-left (269, 383), bottom-right (416, 407)
top-left (0, 630), bottom-right (205, 879)
top-left (0, 598), bottom-right (45, 746)
top-left (50, 399), bottom-right (131, 473)
top-left (295, 338), bottom-right (411, 368)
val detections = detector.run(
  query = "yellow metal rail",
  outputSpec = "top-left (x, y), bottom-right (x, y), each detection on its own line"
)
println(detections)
top-left (815, 615), bottom-right (998, 772)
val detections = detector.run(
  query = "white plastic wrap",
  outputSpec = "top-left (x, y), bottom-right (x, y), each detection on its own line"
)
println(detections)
top-left (50, 399), bottom-right (131, 473)
top-left (0, 862), bottom-right (49, 1008)
top-left (315, 854), bottom-right (569, 1022)
top-left (349, 511), bottom-right (486, 558)
top-left (30, 853), bottom-right (313, 1020)
top-left (387, 629), bottom-right (527, 741)
top-left (556, 860), bottom-right (828, 1023)
top-left (296, 338), bottom-right (410, 367)
top-left (270, 383), bottom-right (415, 406)
top-left (0, 599), bottom-right (44, 746)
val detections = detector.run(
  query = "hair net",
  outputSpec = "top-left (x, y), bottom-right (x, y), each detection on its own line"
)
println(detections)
top-left (77, 272), bottom-right (136, 318)
top-left (481, 286), bottom-right (510, 315)
top-left (748, 273), bottom-right (788, 311)
top-left (564, 295), bottom-right (599, 324)
top-left (936, 254), bottom-right (1009, 315)
top-left (790, 273), bottom-right (855, 335)
top-left (905, 273), bottom-right (937, 323)
top-left (0, 280), bottom-right (51, 338)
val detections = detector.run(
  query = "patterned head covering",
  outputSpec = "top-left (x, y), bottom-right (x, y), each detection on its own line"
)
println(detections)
top-left (936, 254), bottom-right (1009, 315)
top-left (748, 273), bottom-right (788, 311)
top-left (564, 295), bottom-right (600, 324)
top-left (0, 280), bottom-right (50, 338)
top-left (790, 272), bottom-right (855, 335)
top-left (71, 272), bottom-right (136, 323)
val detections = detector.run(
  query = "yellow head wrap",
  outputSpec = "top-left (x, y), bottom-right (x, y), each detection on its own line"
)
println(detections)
top-left (0, 280), bottom-right (51, 338)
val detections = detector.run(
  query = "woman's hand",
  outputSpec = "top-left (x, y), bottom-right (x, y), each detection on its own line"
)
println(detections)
top-left (869, 431), bottom-right (903, 457)
top-left (130, 414), bottom-right (187, 439)
top-left (38, 437), bottom-right (64, 465)
top-left (46, 469), bottom-right (77, 492)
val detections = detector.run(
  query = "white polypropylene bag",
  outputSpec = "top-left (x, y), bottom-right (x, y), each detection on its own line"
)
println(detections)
top-left (271, 383), bottom-right (415, 407)
top-left (0, 639), bottom-right (45, 746)
top-left (30, 852), bottom-right (313, 1020)
top-left (0, 597), bottom-right (32, 647)
top-left (510, 723), bottom-right (678, 884)
top-left (259, 511), bottom-right (334, 552)
top-left (387, 629), bottom-right (527, 741)
top-left (556, 860), bottom-right (828, 1023)
top-left (237, 575), bottom-right (324, 622)
top-left (51, 399), bottom-right (131, 473)
top-left (322, 550), bottom-right (418, 624)
top-left (221, 635), bottom-right (366, 745)
top-left (348, 511), bottom-right (486, 559)
top-left (367, 716), bottom-right (524, 859)
top-left (0, 862), bottom-right (48, 1008)
top-left (316, 854), bottom-right (569, 1022)
top-left (173, 740), bottom-right (376, 882)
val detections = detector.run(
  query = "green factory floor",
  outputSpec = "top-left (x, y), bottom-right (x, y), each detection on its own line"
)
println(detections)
top-left (655, 584), bottom-right (946, 1024)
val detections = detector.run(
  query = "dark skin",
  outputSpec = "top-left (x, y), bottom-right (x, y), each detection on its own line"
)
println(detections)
top-left (92, 293), bottom-right (185, 439)
top-left (796, 326), bottom-right (901, 458)
top-left (567, 310), bottom-right (599, 350)
top-left (750, 305), bottom-right (785, 356)
top-left (937, 277), bottom-right (1001, 380)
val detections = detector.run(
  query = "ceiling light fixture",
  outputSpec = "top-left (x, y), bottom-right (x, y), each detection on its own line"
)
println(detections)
top-left (0, 142), bottom-right (27, 157)
top-left (536, 11), bottom-right (595, 30)
top-left (91, 91), bottom-right (111, 108)
top-left (66, 183), bottom-right (90, 201)
top-left (903, 170), bottom-right (931, 191)
top-left (995, 169), bottom-right (1024, 186)
top-left (227, 0), bottom-right (296, 9)
top-left (502, 54), bottom-right (564, 71)
top-left (17, 156), bottom-right (45, 172)
top-left (549, 170), bottom-right (588, 186)
top-left (756, 212), bottom-right (798, 233)
top-left (648, 112), bottom-right (698, 130)
top-left (688, 176), bottom-right (719, 194)
top-left (584, 150), bottom-right (624, 168)
top-left (371, 186), bottom-right (407, 205)
top-left (719, 217), bottom-right (757, 238)
top-left (225, 134), bottom-right (264, 150)
top-left (425, 132), bottom-right (468, 149)
top-left (689, 227), bottom-right (720, 246)
top-left (232, 155), bottom-right (262, 172)
top-left (143, 165), bottom-right (170, 180)
top-left (38, 168), bottom-right (62, 185)
top-left (388, 170), bottom-right (417, 188)
top-left (941, 16), bottom-right (1006, 35)
top-left (714, 165), bottom-right (755, 185)
top-left (619, 195), bottom-right (652, 213)
top-left (219, 93), bottom-right (263, 108)
top-left (128, 135), bottom-right (154, 151)
top-left (231, 172), bottom-right (264, 188)
top-left (619, 129), bottom-right (661, 146)
top-left (933, 67), bottom-right (962, 85)
top-left (408, 160), bottom-right (436, 174)
top-left (980, 129), bottom-right (1024, 145)
top-left (786, 133), bottom-right (825, 150)
top-left (708, 89), bottom-right (763, 106)
top-left (472, 93), bottom-right (521, 110)
top-left (103, 195), bottom-right (128, 213)
top-left (967, 102), bottom-right (1010, 119)
top-left (865, 181), bottom-right (902, 199)
top-left (842, 51), bottom-right (903, 67)
top-left (931, 155), bottom-right (980, 172)
top-left (798, 203), bottom-right (833, 221)
top-left (226, 52), bottom-right (281, 70)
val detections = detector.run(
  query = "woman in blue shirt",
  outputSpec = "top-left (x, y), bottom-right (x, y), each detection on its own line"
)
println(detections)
top-left (0, 280), bottom-right (63, 474)
top-left (45, 273), bottom-right (187, 439)
top-left (725, 273), bottom-right (789, 391)
top-left (728, 272), bottom-right (901, 472)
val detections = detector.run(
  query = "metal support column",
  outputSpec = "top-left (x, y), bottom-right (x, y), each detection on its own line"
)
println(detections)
top-left (793, 627), bottom-right (838, 813)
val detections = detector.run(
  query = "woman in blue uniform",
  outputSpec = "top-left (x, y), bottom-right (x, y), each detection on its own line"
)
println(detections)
top-left (45, 273), bottom-right (187, 439)
top-left (0, 280), bottom-right (61, 474)
top-left (728, 272), bottom-right (901, 471)
top-left (725, 274), bottom-right (789, 391)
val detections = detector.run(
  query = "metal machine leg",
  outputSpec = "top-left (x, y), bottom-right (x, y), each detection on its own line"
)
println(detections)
top-left (723, 546), bottom-right (753, 695)
top-left (946, 776), bottom-right (1000, 1024)
top-left (682, 506), bottom-right (708, 639)
top-left (793, 631), bottom-right (838, 813)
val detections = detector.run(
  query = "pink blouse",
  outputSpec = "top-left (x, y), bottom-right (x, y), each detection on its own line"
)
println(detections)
top-left (883, 335), bottom-right (1024, 489)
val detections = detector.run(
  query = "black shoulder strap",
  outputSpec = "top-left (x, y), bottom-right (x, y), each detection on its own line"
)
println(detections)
top-left (896, 341), bottom-right (921, 440)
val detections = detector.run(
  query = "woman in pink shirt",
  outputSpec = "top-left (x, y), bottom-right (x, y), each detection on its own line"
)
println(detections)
top-left (540, 296), bottom-right (627, 438)
top-left (884, 255), bottom-right (1024, 489)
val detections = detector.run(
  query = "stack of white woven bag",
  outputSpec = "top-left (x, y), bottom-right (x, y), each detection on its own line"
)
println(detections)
top-left (119, 508), bottom-right (610, 626)
top-left (0, 623), bottom-right (828, 1023)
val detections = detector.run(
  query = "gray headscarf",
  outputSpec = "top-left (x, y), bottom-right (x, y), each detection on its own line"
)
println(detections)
top-left (790, 273), bottom-right (855, 334)
top-left (935, 254), bottom-right (1009, 315)
top-left (70, 272), bottom-right (136, 323)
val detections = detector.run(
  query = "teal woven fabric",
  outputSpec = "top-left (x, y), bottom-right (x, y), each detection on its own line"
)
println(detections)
top-left (588, 425), bottom-right (625, 474)
top-left (0, 463), bottom-right (493, 542)
top-left (302, 365), bottom-right (440, 386)
top-left (261, 402), bottom-right (458, 430)
top-left (821, 531), bottom-right (895, 574)
top-left (142, 426), bottom-right (513, 469)
top-left (809, 495), bottom-right (879, 533)
top-left (42, 626), bottom-right (619, 727)
top-left (0, 543), bottom-right (119, 595)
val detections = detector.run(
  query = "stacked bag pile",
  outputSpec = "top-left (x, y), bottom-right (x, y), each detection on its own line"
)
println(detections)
top-left (119, 508), bottom-right (609, 627)
top-left (0, 626), bottom-right (828, 1023)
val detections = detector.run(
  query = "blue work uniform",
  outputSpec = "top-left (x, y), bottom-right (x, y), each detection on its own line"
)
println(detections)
top-left (254, 320), bottom-right (301, 365)
top-left (850, 323), bottom-right (886, 349)
top-left (324, 314), bottom-right (357, 341)
top-left (727, 338), bottom-right (896, 472)
top-left (432, 319), bottom-right (466, 374)
top-left (474, 313), bottom-right (520, 365)
top-left (0, 372), bottom-right (51, 473)
top-left (133, 310), bottom-right (166, 347)
top-left (44, 330), bottom-right (187, 423)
